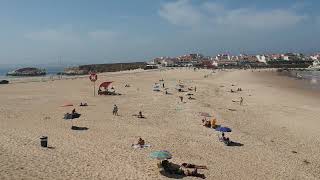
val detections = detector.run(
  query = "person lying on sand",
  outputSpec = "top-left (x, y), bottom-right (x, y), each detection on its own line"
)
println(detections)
top-left (131, 137), bottom-right (145, 147)
top-left (188, 96), bottom-right (195, 100)
top-left (202, 119), bottom-right (211, 128)
top-left (210, 118), bottom-right (217, 129)
top-left (80, 102), bottom-right (88, 106)
top-left (219, 133), bottom-right (232, 146)
top-left (159, 160), bottom-right (205, 178)
top-left (181, 163), bottom-right (208, 170)
top-left (138, 111), bottom-right (145, 118)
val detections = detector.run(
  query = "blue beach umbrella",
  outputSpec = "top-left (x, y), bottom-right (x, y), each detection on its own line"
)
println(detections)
top-left (215, 126), bottom-right (232, 132)
top-left (150, 150), bottom-right (172, 160)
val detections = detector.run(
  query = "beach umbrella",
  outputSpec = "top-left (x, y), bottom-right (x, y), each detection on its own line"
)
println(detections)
top-left (199, 112), bottom-right (211, 117)
top-left (215, 126), bottom-right (232, 132)
top-left (150, 150), bottom-right (172, 160)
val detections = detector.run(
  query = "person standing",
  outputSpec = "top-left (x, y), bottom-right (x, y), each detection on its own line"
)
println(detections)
top-left (179, 96), bottom-right (183, 102)
top-left (240, 97), bottom-right (243, 105)
top-left (113, 104), bottom-right (118, 116)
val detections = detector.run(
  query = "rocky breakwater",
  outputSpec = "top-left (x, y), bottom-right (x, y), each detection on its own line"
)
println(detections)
top-left (61, 62), bottom-right (147, 75)
top-left (6, 67), bottom-right (46, 76)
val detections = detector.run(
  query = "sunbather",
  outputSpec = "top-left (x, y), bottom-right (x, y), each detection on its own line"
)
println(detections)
top-left (202, 119), bottom-right (211, 128)
top-left (181, 163), bottom-right (208, 170)
top-left (80, 102), bottom-right (88, 106)
top-left (218, 133), bottom-right (232, 145)
top-left (138, 111), bottom-right (145, 118)
top-left (160, 160), bottom-right (205, 178)
top-left (210, 118), bottom-right (217, 128)
top-left (137, 138), bottom-right (145, 146)
top-left (131, 137), bottom-right (145, 148)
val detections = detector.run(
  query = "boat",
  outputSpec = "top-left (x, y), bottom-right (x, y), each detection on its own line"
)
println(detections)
top-left (6, 67), bottom-right (46, 76)
top-left (307, 60), bottom-right (320, 71)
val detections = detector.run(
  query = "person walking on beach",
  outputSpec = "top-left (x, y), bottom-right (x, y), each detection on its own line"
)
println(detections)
top-left (179, 96), bottom-right (183, 102)
top-left (240, 97), bottom-right (243, 106)
top-left (113, 104), bottom-right (118, 116)
top-left (194, 86), bottom-right (197, 92)
top-left (163, 83), bottom-right (165, 88)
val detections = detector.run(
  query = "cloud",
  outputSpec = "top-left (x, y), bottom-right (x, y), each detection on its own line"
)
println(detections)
top-left (158, 0), bottom-right (203, 27)
top-left (214, 8), bottom-right (306, 29)
top-left (159, 0), bottom-right (307, 30)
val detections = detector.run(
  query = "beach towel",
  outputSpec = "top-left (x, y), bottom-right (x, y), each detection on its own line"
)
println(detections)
top-left (61, 103), bottom-right (73, 107)
top-left (132, 144), bottom-right (151, 149)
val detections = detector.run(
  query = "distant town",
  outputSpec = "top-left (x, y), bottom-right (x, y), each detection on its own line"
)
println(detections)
top-left (147, 52), bottom-right (320, 69)
top-left (4, 52), bottom-right (320, 77)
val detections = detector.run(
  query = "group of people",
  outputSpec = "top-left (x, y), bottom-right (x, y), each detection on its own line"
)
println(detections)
top-left (202, 117), bottom-right (217, 129)
top-left (158, 160), bottom-right (206, 178)
top-left (201, 115), bottom-right (234, 146)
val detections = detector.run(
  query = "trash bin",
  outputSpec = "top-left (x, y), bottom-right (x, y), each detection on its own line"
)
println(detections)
top-left (40, 136), bottom-right (48, 148)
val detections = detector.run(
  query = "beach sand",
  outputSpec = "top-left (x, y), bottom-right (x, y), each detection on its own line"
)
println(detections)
top-left (0, 69), bottom-right (320, 179)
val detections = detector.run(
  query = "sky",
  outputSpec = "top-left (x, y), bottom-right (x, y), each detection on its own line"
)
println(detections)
top-left (0, 0), bottom-right (319, 65)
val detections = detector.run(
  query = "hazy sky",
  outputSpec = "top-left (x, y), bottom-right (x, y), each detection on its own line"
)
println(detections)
top-left (0, 0), bottom-right (319, 65)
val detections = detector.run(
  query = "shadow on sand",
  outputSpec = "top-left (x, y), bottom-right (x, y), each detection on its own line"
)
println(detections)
top-left (71, 126), bottom-right (89, 131)
top-left (160, 170), bottom-right (184, 179)
top-left (228, 141), bottom-right (244, 147)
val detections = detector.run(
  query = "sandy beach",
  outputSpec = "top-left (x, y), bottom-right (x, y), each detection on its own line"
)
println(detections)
top-left (1, 69), bottom-right (320, 179)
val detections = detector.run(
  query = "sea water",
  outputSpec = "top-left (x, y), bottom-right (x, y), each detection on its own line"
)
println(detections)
top-left (277, 70), bottom-right (320, 90)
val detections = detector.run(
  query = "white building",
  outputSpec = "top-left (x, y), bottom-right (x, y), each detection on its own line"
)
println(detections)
top-left (212, 61), bottom-right (218, 67)
top-left (281, 55), bottom-right (290, 61)
top-left (256, 55), bottom-right (267, 63)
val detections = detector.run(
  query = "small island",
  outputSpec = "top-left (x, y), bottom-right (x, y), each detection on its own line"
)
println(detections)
top-left (6, 67), bottom-right (46, 76)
